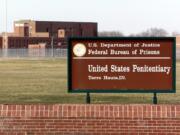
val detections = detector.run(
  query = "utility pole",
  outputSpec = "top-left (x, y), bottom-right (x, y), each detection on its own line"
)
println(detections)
top-left (5, 0), bottom-right (7, 34)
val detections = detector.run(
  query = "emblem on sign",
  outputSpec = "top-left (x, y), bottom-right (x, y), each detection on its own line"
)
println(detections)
top-left (73, 43), bottom-right (86, 57)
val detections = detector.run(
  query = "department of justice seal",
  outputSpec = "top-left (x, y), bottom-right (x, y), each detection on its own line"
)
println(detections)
top-left (73, 43), bottom-right (86, 57)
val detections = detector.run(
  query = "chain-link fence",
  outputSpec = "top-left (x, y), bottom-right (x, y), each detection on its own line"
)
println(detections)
top-left (0, 49), bottom-right (67, 58)
top-left (0, 48), bottom-right (180, 59)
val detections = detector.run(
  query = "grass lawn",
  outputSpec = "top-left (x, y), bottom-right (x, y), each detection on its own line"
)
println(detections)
top-left (0, 58), bottom-right (179, 104)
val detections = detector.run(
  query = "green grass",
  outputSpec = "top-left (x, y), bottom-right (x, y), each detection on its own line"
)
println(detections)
top-left (0, 58), bottom-right (179, 104)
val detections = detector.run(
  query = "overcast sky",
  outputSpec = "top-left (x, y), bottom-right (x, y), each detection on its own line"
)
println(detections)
top-left (0, 0), bottom-right (180, 35)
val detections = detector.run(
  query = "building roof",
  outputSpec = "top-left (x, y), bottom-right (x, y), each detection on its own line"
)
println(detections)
top-left (14, 19), bottom-right (97, 24)
top-left (14, 20), bottom-right (33, 23)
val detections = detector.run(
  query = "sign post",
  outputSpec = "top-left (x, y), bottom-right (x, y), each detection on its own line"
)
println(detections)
top-left (86, 92), bottom-right (91, 104)
top-left (153, 93), bottom-right (157, 104)
top-left (68, 37), bottom-right (176, 104)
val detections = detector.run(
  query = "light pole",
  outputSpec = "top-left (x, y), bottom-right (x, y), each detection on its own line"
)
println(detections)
top-left (5, 0), bottom-right (7, 35)
top-left (3, 0), bottom-right (8, 57)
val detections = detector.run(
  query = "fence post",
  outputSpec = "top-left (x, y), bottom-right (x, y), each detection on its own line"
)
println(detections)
top-left (51, 36), bottom-right (54, 57)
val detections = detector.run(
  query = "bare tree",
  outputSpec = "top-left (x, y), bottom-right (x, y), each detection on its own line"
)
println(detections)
top-left (130, 28), bottom-right (168, 37)
top-left (98, 31), bottom-right (124, 37)
top-left (172, 31), bottom-right (180, 37)
top-left (98, 28), bottom-right (169, 37)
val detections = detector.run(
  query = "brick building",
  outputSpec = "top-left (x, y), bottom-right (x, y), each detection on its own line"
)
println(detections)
top-left (1, 20), bottom-right (98, 49)
top-left (176, 36), bottom-right (180, 47)
top-left (0, 36), bottom-right (2, 49)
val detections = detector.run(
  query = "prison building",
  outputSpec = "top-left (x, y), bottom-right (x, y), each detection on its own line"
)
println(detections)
top-left (7, 37), bottom-right (66, 49)
top-left (0, 36), bottom-right (2, 49)
top-left (2, 20), bottom-right (98, 49)
top-left (177, 36), bottom-right (180, 47)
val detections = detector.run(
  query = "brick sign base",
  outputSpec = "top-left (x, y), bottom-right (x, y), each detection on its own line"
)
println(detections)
top-left (0, 104), bottom-right (179, 134)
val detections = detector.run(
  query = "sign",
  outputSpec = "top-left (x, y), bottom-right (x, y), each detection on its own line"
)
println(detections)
top-left (68, 37), bottom-right (176, 93)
